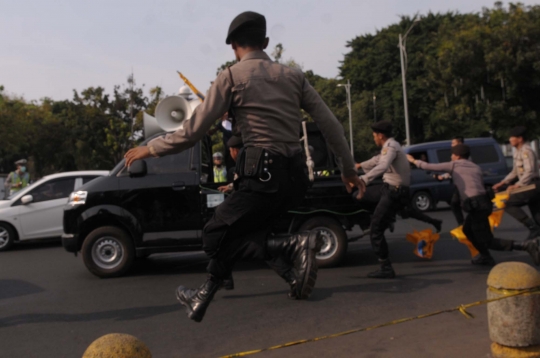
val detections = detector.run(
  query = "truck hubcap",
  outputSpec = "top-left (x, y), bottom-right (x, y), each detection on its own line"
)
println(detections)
top-left (0, 228), bottom-right (9, 248)
top-left (92, 237), bottom-right (123, 269)
top-left (416, 195), bottom-right (430, 211)
top-left (314, 227), bottom-right (337, 260)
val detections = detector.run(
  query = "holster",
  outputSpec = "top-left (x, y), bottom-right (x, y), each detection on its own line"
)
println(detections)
top-left (236, 147), bottom-right (267, 179)
top-left (463, 194), bottom-right (492, 213)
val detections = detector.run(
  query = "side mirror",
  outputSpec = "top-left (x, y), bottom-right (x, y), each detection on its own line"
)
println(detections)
top-left (21, 195), bottom-right (33, 205)
top-left (128, 160), bottom-right (147, 178)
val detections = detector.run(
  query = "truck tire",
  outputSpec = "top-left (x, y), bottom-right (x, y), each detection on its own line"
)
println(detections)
top-left (299, 216), bottom-right (348, 268)
top-left (0, 223), bottom-right (16, 252)
top-left (82, 226), bottom-right (135, 278)
top-left (412, 191), bottom-right (433, 212)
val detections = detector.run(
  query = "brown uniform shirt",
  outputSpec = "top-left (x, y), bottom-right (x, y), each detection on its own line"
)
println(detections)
top-left (502, 143), bottom-right (539, 186)
top-left (414, 159), bottom-right (485, 201)
top-left (148, 50), bottom-right (356, 177)
top-left (360, 138), bottom-right (411, 186)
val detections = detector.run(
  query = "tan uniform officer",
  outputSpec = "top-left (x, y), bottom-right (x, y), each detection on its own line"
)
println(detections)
top-left (124, 11), bottom-right (364, 322)
top-left (355, 120), bottom-right (411, 278)
top-left (409, 144), bottom-right (539, 266)
top-left (493, 126), bottom-right (540, 240)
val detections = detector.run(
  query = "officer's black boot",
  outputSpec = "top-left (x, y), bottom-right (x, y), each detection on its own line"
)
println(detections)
top-left (513, 239), bottom-right (540, 266)
top-left (219, 273), bottom-right (234, 290)
top-left (267, 230), bottom-right (323, 299)
top-left (176, 275), bottom-right (221, 323)
top-left (281, 270), bottom-right (298, 300)
top-left (522, 218), bottom-right (540, 240)
top-left (432, 219), bottom-right (443, 234)
top-left (471, 253), bottom-right (496, 266)
top-left (367, 259), bottom-right (396, 279)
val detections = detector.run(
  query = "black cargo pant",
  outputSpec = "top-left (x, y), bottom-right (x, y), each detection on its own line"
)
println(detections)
top-left (504, 178), bottom-right (540, 226)
top-left (462, 195), bottom-right (513, 255)
top-left (358, 183), bottom-right (403, 260)
top-left (203, 153), bottom-right (309, 279)
top-left (450, 188), bottom-right (464, 226)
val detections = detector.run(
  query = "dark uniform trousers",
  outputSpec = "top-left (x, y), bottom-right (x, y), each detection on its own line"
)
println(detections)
top-left (359, 183), bottom-right (405, 260)
top-left (203, 153), bottom-right (309, 279)
top-left (450, 188), bottom-right (464, 226)
top-left (505, 178), bottom-right (540, 225)
top-left (462, 195), bottom-right (513, 254)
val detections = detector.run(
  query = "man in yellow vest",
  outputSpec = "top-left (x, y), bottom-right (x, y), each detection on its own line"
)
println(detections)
top-left (5, 159), bottom-right (30, 196)
top-left (213, 152), bottom-right (227, 183)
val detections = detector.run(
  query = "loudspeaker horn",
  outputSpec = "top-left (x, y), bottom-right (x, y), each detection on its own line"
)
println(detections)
top-left (155, 95), bottom-right (192, 132)
top-left (143, 112), bottom-right (162, 138)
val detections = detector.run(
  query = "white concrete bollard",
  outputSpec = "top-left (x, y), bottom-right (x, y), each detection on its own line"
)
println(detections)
top-left (487, 262), bottom-right (540, 357)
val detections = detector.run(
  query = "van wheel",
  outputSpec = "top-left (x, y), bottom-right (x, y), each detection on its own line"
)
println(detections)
top-left (412, 191), bottom-right (432, 212)
top-left (299, 216), bottom-right (348, 268)
top-left (0, 223), bottom-right (16, 252)
top-left (82, 226), bottom-right (135, 278)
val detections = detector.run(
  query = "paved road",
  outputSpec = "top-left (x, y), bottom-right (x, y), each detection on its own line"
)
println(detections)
top-left (1, 209), bottom-right (537, 358)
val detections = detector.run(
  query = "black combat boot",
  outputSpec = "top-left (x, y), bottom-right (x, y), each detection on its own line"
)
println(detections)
top-left (513, 239), bottom-right (540, 266)
top-left (471, 253), bottom-right (496, 266)
top-left (367, 259), bottom-right (396, 278)
top-left (267, 230), bottom-right (323, 299)
top-left (281, 270), bottom-right (298, 300)
top-left (219, 273), bottom-right (234, 290)
top-left (523, 218), bottom-right (540, 240)
top-left (176, 275), bottom-right (222, 323)
top-left (432, 219), bottom-right (443, 233)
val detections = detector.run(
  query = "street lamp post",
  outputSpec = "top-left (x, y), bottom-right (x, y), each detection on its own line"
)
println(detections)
top-left (337, 80), bottom-right (354, 156)
top-left (398, 17), bottom-right (420, 147)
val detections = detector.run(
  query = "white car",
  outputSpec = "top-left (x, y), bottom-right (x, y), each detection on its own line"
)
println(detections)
top-left (0, 171), bottom-right (108, 251)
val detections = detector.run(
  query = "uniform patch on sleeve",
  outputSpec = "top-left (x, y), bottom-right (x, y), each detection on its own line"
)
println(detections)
top-left (523, 153), bottom-right (529, 158)
top-left (382, 148), bottom-right (388, 155)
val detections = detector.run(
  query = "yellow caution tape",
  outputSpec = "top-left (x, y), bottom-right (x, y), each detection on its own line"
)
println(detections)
top-left (220, 287), bottom-right (540, 358)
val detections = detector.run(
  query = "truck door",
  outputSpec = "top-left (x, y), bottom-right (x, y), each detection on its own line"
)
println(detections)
top-left (118, 147), bottom-right (202, 246)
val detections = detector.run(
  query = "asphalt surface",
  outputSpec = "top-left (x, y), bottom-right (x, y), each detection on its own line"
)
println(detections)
top-left (1, 208), bottom-right (538, 358)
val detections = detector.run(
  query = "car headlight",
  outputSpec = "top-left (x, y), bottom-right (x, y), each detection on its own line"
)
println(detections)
top-left (68, 191), bottom-right (88, 205)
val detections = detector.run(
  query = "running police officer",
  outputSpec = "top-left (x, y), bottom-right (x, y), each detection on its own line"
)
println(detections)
top-left (408, 144), bottom-right (540, 266)
top-left (355, 120), bottom-right (411, 278)
top-left (493, 126), bottom-right (540, 240)
top-left (124, 11), bottom-right (363, 322)
top-left (435, 136), bottom-right (465, 225)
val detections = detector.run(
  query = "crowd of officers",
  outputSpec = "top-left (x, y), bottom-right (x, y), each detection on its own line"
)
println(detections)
top-left (350, 122), bottom-right (540, 278)
top-left (123, 11), bottom-right (540, 323)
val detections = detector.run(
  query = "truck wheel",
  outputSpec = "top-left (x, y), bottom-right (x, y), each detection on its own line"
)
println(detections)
top-left (82, 226), bottom-right (135, 278)
top-left (299, 216), bottom-right (348, 268)
top-left (412, 191), bottom-right (432, 212)
top-left (0, 223), bottom-right (16, 252)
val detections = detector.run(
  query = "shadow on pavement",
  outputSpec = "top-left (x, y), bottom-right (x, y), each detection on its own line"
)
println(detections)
top-left (0, 280), bottom-right (44, 300)
top-left (0, 304), bottom-right (179, 328)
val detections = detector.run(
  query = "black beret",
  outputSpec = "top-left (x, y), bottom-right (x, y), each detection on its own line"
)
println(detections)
top-left (509, 126), bottom-right (527, 138)
top-left (226, 11), bottom-right (266, 44)
top-left (370, 120), bottom-right (393, 135)
top-left (227, 135), bottom-right (243, 148)
top-left (451, 144), bottom-right (470, 157)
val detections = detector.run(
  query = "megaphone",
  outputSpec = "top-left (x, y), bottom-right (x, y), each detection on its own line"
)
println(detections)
top-left (155, 95), bottom-right (192, 132)
top-left (143, 112), bottom-right (162, 138)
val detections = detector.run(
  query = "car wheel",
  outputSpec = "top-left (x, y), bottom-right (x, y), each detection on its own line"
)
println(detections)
top-left (412, 191), bottom-right (432, 212)
top-left (299, 216), bottom-right (348, 268)
top-left (0, 223), bottom-right (16, 252)
top-left (82, 226), bottom-right (135, 278)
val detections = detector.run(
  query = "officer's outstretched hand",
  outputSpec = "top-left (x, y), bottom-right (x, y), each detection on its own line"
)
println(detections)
top-left (124, 146), bottom-right (152, 167)
top-left (342, 174), bottom-right (366, 200)
top-left (492, 182), bottom-right (505, 192)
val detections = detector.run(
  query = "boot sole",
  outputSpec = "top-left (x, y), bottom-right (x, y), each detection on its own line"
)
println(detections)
top-left (298, 232), bottom-right (321, 299)
top-left (176, 289), bottom-right (203, 323)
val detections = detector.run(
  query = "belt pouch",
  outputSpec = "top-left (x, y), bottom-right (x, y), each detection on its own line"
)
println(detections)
top-left (243, 147), bottom-right (265, 178)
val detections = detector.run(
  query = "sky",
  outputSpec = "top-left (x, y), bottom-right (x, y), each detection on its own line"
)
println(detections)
top-left (1, 0), bottom-right (538, 102)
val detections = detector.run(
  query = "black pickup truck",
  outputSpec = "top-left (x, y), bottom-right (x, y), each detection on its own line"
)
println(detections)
top-left (62, 124), bottom-right (369, 278)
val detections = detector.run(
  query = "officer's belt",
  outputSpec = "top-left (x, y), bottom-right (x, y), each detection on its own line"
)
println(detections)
top-left (265, 153), bottom-right (293, 170)
top-left (384, 183), bottom-right (409, 191)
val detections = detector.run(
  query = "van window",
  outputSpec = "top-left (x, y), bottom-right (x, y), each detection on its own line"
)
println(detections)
top-left (470, 145), bottom-right (499, 164)
top-left (146, 151), bottom-right (191, 175)
top-left (409, 151), bottom-right (429, 168)
top-left (437, 149), bottom-right (451, 163)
